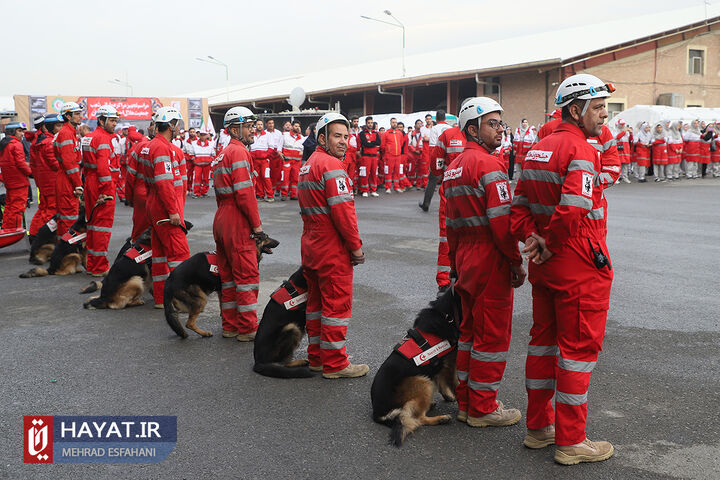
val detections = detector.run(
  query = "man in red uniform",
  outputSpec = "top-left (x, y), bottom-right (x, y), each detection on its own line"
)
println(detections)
top-left (191, 130), bottom-right (214, 197)
top-left (445, 97), bottom-right (526, 428)
top-left (82, 105), bottom-right (120, 276)
top-left (358, 116), bottom-right (381, 197)
top-left (213, 107), bottom-right (270, 341)
top-left (0, 122), bottom-right (32, 230)
top-left (54, 102), bottom-right (84, 235)
top-left (125, 123), bottom-right (152, 242)
top-left (298, 112), bottom-right (368, 378)
top-left (510, 73), bottom-right (616, 465)
top-left (381, 117), bottom-right (405, 193)
top-left (139, 107), bottom-right (190, 307)
top-left (407, 119), bottom-right (425, 189)
top-left (29, 114), bottom-right (63, 238)
top-left (280, 120), bottom-right (304, 200)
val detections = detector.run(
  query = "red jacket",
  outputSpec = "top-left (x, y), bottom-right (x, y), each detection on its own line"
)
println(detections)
top-left (298, 146), bottom-right (362, 270)
top-left (125, 138), bottom-right (150, 203)
top-left (382, 128), bottom-right (406, 156)
top-left (82, 128), bottom-right (115, 196)
top-left (432, 126), bottom-right (465, 176)
top-left (0, 136), bottom-right (31, 187)
top-left (511, 122), bottom-right (606, 253)
top-left (30, 131), bottom-right (59, 191)
top-left (140, 135), bottom-right (183, 218)
top-left (53, 123), bottom-right (82, 189)
top-left (359, 130), bottom-right (381, 156)
top-left (213, 138), bottom-right (261, 232)
top-left (443, 141), bottom-right (522, 268)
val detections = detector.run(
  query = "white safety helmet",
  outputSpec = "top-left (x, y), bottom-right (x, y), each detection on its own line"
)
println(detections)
top-left (223, 106), bottom-right (257, 127)
top-left (152, 106), bottom-right (182, 124)
top-left (555, 74), bottom-right (615, 115)
top-left (60, 101), bottom-right (83, 115)
top-left (458, 97), bottom-right (503, 131)
top-left (315, 112), bottom-right (350, 140)
top-left (96, 105), bottom-right (120, 119)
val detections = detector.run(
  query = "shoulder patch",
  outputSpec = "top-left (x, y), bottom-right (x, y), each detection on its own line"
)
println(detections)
top-left (443, 166), bottom-right (463, 181)
top-left (140, 147), bottom-right (150, 155)
top-left (496, 182), bottom-right (511, 203)
top-left (581, 172), bottom-right (593, 197)
top-left (80, 136), bottom-right (92, 146)
top-left (335, 176), bottom-right (349, 194)
top-left (524, 150), bottom-right (553, 163)
top-left (299, 164), bottom-right (311, 176)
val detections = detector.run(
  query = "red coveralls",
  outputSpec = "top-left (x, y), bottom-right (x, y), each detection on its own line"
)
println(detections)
top-left (192, 139), bottom-right (214, 196)
top-left (53, 123), bottom-right (82, 235)
top-left (265, 129), bottom-right (284, 194)
top-left (213, 139), bottom-right (262, 335)
top-left (110, 135), bottom-right (124, 201)
top-left (510, 122), bottom-right (613, 446)
top-left (82, 128), bottom-right (116, 274)
top-left (29, 131), bottom-right (59, 235)
top-left (280, 131), bottom-right (304, 199)
top-left (445, 141), bottom-right (522, 417)
top-left (381, 128), bottom-right (405, 190)
top-left (0, 136), bottom-right (32, 230)
top-left (140, 135), bottom-right (190, 304)
top-left (298, 146), bottom-right (363, 373)
top-left (434, 127), bottom-right (466, 289)
top-left (125, 138), bottom-right (150, 242)
top-left (183, 138), bottom-right (196, 194)
top-left (250, 130), bottom-right (272, 198)
top-left (359, 130), bottom-right (381, 194)
top-left (345, 133), bottom-right (359, 190)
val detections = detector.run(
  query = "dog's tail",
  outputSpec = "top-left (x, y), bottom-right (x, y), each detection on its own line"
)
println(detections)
top-left (83, 295), bottom-right (108, 310)
top-left (252, 362), bottom-right (314, 379)
top-left (164, 298), bottom-right (188, 339)
top-left (382, 408), bottom-right (421, 448)
top-left (19, 267), bottom-right (48, 278)
top-left (80, 281), bottom-right (102, 294)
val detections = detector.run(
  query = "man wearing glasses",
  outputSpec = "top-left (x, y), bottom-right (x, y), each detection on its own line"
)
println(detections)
top-left (444, 97), bottom-right (526, 429)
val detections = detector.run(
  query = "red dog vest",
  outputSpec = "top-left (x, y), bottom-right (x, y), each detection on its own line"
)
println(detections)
top-left (124, 245), bottom-right (152, 263)
top-left (60, 229), bottom-right (87, 245)
top-left (270, 280), bottom-right (308, 310)
top-left (206, 252), bottom-right (219, 275)
top-left (395, 328), bottom-right (453, 367)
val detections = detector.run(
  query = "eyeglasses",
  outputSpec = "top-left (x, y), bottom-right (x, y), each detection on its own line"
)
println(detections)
top-left (484, 119), bottom-right (506, 130)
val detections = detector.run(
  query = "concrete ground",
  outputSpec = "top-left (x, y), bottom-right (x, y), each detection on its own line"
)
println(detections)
top-left (1, 177), bottom-right (719, 479)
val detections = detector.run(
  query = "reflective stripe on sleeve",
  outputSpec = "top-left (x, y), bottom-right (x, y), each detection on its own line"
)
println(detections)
top-left (322, 169), bottom-right (347, 181)
top-left (521, 169), bottom-right (563, 184)
top-left (87, 225), bottom-right (112, 233)
top-left (567, 159), bottom-right (596, 174)
top-left (443, 184), bottom-right (483, 199)
top-left (327, 194), bottom-right (353, 206)
top-left (559, 194), bottom-right (592, 210)
top-left (486, 204), bottom-right (511, 219)
top-left (300, 206), bottom-right (330, 215)
top-left (446, 215), bottom-right (489, 228)
top-left (480, 170), bottom-right (507, 186)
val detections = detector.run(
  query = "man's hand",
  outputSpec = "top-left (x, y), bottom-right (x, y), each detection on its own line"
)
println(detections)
top-left (73, 186), bottom-right (84, 197)
top-left (350, 248), bottom-right (365, 266)
top-left (526, 233), bottom-right (553, 265)
top-left (510, 263), bottom-right (526, 288)
top-left (521, 235), bottom-right (540, 261)
top-left (95, 194), bottom-right (113, 207)
top-left (169, 213), bottom-right (181, 226)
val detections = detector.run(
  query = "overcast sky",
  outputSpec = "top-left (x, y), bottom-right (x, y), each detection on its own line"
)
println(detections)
top-left (2, 0), bottom-right (714, 98)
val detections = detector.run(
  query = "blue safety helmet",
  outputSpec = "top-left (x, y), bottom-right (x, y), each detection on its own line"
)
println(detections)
top-left (5, 121), bottom-right (28, 130)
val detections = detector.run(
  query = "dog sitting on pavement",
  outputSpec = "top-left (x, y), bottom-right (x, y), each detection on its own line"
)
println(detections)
top-left (371, 287), bottom-right (462, 447)
top-left (164, 232), bottom-right (280, 339)
top-left (252, 267), bottom-right (314, 378)
top-left (19, 212), bottom-right (88, 278)
top-left (28, 214), bottom-right (59, 265)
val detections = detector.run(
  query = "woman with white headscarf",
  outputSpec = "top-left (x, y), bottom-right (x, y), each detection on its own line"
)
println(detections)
top-left (634, 122), bottom-right (652, 182)
top-left (683, 120), bottom-right (702, 179)
top-left (709, 122), bottom-right (720, 177)
top-left (614, 119), bottom-right (632, 183)
top-left (651, 123), bottom-right (668, 182)
top-left (666, 121), bottom-right (683, 180)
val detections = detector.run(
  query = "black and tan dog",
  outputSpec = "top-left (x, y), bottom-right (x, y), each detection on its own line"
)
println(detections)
top-left (165, 233), bottom-right (280, 339)
top-left (19, 213), bottom-right (88, 278)
top-left (371, 288), bottom-right (462, 447)
top-left (28, 214), bottom-right (59, 265)
top-left (80, 229), bottom-right (153, 309)
top-left (253, 267), bottom-right (313, 378)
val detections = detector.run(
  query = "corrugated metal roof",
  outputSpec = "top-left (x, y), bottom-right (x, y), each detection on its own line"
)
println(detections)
top-left (180, 5), bottom-right (720, 106)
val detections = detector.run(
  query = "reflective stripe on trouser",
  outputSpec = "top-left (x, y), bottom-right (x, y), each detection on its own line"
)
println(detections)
top-left (29, 192), bottom-right (57, 236)
top-left (436, 191), bottom-right (450, 288)
top-left (85, 178), bottom-right (115, 274)
top-left (525, 238), bottom-right (612, 445)
top-left (55, 175), bottom-right (79, 235)
top-left (454, 242), bottom-right (514, 417)
top-left (383, 154), bottom-right (401, 189)
top-left (304, 267), bottom-right (352, 373)
top-left (253, 158), bottom-right (273, 198)
top-left (152, 221), bottom-right (190, 305)
top-left (213, 208), bottom-right (259, 334)
top-left (359, 156), bottom-right (379, 193)
top-left (281, 159), bottom-right (301, 198)
top-left (193, 164), bottom-right (212, 196)
top-left (1, 186), bottom-right (28, 230)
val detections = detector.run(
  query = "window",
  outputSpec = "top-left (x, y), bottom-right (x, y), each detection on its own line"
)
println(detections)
top-left (483, 76), bottom-right (500, 96)
top-left (688, 49), bottom-right (704, 75)
top-left (607, 102), bottom-right (625, 119)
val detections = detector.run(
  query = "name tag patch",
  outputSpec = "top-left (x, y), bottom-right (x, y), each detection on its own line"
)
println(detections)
top-left (66, 232), bottom-right (87, 244)
top-left (412, 340), bottom-right (451, 366)
top-left (443, 166), bottom-right (462, 181)
top-left (525, 150), bottom-right (553, 163)
top-left (299, 164), bottom-right (311, 176)
top-left (47, 219), bottom-right (58, 232)
top-left (284, 292), bottom-right (308, 310)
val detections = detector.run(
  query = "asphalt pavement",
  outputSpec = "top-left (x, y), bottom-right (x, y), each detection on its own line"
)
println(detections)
top-left (1, 177), bottom-right (719, 479)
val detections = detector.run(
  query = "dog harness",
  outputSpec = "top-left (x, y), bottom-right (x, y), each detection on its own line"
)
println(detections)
top-left (60, 229), bottom-right (87, 245)
top-left (206, 251), bottom-right (219, 275)
top-left (45, 218), bottom-right (58, 232)
top-left (124, 243), bottom-right (152, 264)
top-left (394, 328), bottom-right (453, 367)
top-left (270, 280), bottom-right (308, 311)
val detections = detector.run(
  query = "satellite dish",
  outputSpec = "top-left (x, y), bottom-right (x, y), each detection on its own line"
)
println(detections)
top-left (289, 87), bottom-right (306, 109)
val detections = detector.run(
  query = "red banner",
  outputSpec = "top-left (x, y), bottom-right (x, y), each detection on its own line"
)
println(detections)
top-left (86, 97), bottom-right (154, 120)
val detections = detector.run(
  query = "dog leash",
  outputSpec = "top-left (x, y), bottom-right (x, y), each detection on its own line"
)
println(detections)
top-left (156, 219), bottom-right (188, 234)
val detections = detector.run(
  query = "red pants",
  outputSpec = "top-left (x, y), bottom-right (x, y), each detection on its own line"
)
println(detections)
top-left (253, 157), bottom-right (273, 198)
top-left (2, 186), bottom-right (28, 230)
top-left (344, 155), bottom-right (357, 192)
top-left (304, 264), bottom-right (353, 373)
top-left (280, 159), bottom-right (301, 198)
top-left (383, 154), bottom-right (402, 190)
top-left (29, 191), bottom-right (56, 236)
top-left (85, 179), bottom-right (115, 275)
top-left (454, 240), bottom-right (514, 417)
top-left (213, 205), bottom-right (259, 334)
top-left (55, 175), bottom-right (79, 235)
top-left (359, 155), bottom-right (379, 193)
top-left (437, 191), bottom-right (450, 288)
top-left (112, 170), bottom-right (125, 200)
top-left (193, 164), bottom-right (211, 196)
top-left (399, 158), bottom-right (412, 189)
top-left (525, 233), bottom-right (612, 445)
top-left (270, 152), bottom-right (282, 194)
top-left (186, 160), bottom-right (195, 193)
top-left (131, 192), bottom-right (149, 242)
top-left (150, 218), bottom-right (190, 305)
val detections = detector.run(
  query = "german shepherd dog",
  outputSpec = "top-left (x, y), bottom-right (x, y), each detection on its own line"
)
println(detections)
top-left (371, 288), bottom-right (462, 447)
top-left (19, 211), bottom-right (88, 278)
top-left (80, 229), bottom-right (152, 309)
top-left (164, 234), bottom-right (280, 338)
top-left (253, 267), bottom-right (313, 378)
top-left (29, 214), bottom-right (59, 265)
